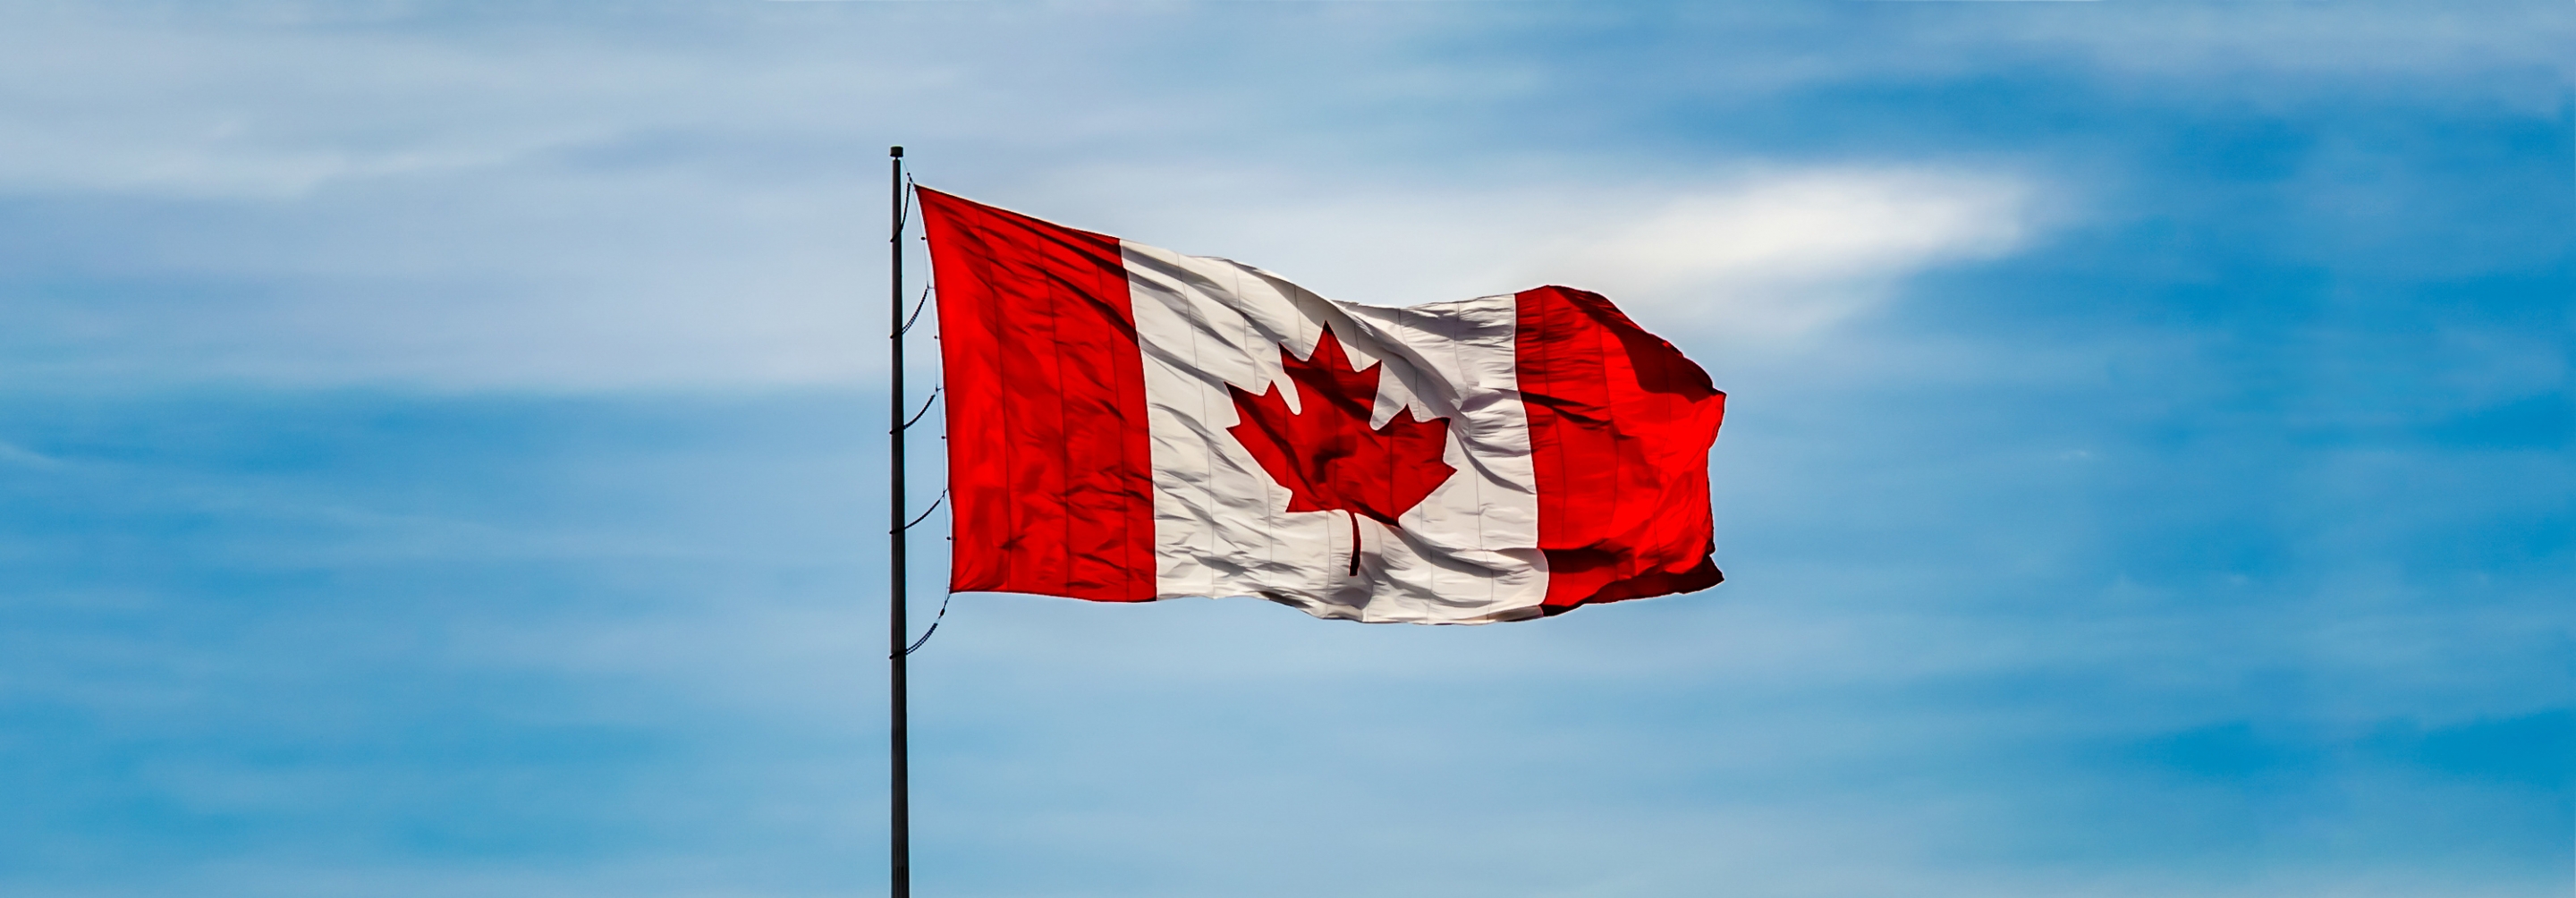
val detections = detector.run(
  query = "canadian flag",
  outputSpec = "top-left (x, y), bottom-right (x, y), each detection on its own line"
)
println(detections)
top-left (921, 189), bottom-right (1725, 624)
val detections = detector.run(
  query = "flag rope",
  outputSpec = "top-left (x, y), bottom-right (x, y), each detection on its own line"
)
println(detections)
top-left (902, 386), bottom-right (942, 430)
top-left (901, 285), bottom-right (933, 335)
top-left (899, 591), bottom-right (952, 657)
top-left (904, 489), bottom-right (947, 530)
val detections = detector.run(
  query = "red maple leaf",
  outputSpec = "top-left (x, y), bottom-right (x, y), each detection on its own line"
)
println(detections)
top-left (1227, 325), bottom-right (1456, 573)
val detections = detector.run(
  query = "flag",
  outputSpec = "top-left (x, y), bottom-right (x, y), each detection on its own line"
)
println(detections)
top-left (919, 188), bottom-right (1725, 624)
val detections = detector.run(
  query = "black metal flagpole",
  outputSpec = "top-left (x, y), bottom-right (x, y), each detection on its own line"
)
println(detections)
top-left (886, 144), bottom-right (911, 898)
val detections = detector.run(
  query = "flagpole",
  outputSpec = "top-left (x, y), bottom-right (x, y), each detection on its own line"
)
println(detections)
top-left (886, 144), bottom-right (911, 898)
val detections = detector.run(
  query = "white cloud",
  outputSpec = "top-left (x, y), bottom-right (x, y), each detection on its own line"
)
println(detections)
top-left (1518, 169), bottom-right (2036, 339)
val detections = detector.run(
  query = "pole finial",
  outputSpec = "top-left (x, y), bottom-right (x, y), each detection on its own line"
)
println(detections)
top-left (890, 146), bottom-right (904, 157)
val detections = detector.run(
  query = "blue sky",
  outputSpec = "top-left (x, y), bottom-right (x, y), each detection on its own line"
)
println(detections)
top-left (2, 2), bottom-right (2569, 896)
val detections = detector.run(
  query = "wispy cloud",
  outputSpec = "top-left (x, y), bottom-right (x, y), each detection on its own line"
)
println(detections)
top-left (1527, 168), bottom-right (2036, 337)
